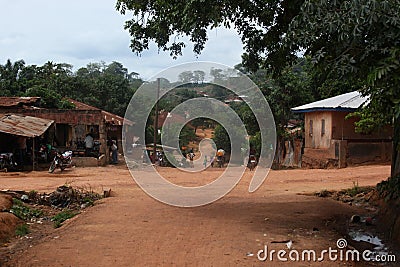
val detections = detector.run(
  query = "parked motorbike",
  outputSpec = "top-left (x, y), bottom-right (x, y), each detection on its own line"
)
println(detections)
top-left (0, 152), bottom-right (18, 171)
top-left (89, 141), bottom-right (101, 158)
top-left (247, 155), bottom-right (257, 171)
top-left (38, 144), bottom-right (56, 163)
top-left (216, 149), bottom-right (225, 168)
top-left (216, 155), bottom-right (225, 168)
top-left (48, 150), bottom-right (73, 173)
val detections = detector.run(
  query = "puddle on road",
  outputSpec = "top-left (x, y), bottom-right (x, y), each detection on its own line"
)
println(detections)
top-left (349, 230), bottom-right (384, 249)
top-left (348, 230), bottom-right (390, 260)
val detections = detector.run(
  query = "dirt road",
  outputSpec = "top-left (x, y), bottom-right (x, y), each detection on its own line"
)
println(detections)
top-left (0, 164), bottom-right (392, 266)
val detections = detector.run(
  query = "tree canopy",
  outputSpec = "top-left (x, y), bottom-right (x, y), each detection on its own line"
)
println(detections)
top-left (0, 60), bottom-right (143, 116)
top-left (115, 0), bottom-right (303, 71)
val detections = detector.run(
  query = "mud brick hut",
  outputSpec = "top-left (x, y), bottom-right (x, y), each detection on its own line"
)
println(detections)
top-left (292, 91), bottom-right (392, 168)
top-left (0, 97), bottom-right (132, 165)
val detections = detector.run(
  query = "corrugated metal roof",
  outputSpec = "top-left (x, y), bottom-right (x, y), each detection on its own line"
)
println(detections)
top-left (102, 110), bottom-right (133, 126)
top-left (66, 98), bottom-right (133, 125)
top-left (291, 91), bottom-right (368, 113)
top-left (0, 114), bottom-right (54, 137)
top-left (0, 97), bottom-right (41, 107)
top-left (0, 97), bottom-right (134, 126)
top-left (66, 98), bottom-right (100, 111)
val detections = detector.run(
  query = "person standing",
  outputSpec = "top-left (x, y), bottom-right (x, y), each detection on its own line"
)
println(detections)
top-left (188, 149), bottom-right (195, 168)
top-left (84, 133), bottom-right (94, 156)
top-left (111, 140), bottom-right (118, 164)
top-left (210, 155), bottom-right (215, 167)
top-left (203, 155), bottom-right (208, 168)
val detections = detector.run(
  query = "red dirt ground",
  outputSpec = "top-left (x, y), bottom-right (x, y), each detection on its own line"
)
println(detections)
top-left (0, 164), bottom-right (395, 266)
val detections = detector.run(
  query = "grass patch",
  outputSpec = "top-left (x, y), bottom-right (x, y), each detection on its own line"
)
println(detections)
top-left (341, 181), bottom-right (373, 197)
top-left (82, 197), bottom-right (94, 206)
top-left (344, 181), bottom-right (361, 197)
top-left (15, 224), bottom-right (30, 236)
top-left (10, 198), bottom-right (43, 220)
top-left (52, 210), bottom-right (79, 228)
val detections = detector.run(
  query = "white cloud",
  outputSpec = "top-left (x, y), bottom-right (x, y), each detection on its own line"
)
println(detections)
top-left (0, 0), bottom-right (243, 80)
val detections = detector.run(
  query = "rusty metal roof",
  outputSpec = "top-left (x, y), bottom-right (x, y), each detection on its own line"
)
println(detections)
top-left (66, 98), bottom-right (133, 126)
top-left (102, 110), bottom-right (133, 126)
top-left (66, 98), bottom-right (100, 111)
top-left (0, 97), bottom-right (41, 107)
top-left (0, 114), bottom-right (54, 137)
top-left (0, 97), bottom-right (134, 126)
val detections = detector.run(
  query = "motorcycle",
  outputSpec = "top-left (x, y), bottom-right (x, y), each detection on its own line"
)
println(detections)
top-left (216, 155), bottom-right (225, 168)
top-left (216, 149), bottom-right (225, 168)
top-left (247, 155), bottom-right (257, 171)
top-left (48, 150), bottom-right (73, 173)
top-left (88, 140), bottom-right (101, 158)
top-left (38, 144), bottom-right (56, 163)
top-left (0, 152), bottom-right (18, 171)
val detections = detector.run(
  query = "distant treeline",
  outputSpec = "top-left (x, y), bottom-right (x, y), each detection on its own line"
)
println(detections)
top-left (0, 60), bottom-right (143, 116)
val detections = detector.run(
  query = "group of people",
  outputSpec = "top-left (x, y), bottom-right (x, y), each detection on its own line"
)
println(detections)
top-left (180, 148), bottom-right (226, 168)
top-left (84, 134), bottom-right (118, 164)
top-left (185, 148), bottom-right (259, 170)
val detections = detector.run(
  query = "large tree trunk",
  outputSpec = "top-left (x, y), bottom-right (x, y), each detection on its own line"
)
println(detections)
top-left (391, 115), bottom-right (400, 177)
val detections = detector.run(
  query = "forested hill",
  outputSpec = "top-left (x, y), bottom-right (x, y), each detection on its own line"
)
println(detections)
top-left (0, 60), bottom-right (143, 117)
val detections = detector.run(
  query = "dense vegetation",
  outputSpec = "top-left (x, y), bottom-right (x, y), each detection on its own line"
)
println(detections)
top-left (0, 60), bottom-right (142, 116)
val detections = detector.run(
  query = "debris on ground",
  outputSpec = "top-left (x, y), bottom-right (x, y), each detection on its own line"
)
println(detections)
top-left (2, 185), bottom-right (102, 231)
top-left (1, 185), bottom-right (102, 237)
top-left (26, 185), bottom-right (103, 209)
top-left (350, 214), bottom-right (361, 223)
top-left (315, 186), bottom-right (379, 206)
top-left (314, 185), bottom-right (399, 262)
top-left (0, 185), bottom-right (104, 265)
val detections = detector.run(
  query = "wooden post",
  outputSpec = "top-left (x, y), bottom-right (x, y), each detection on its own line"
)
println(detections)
top-left (152, 78), bottom-right (160, 163)
top-left (99, 120), bottom-right (107, 166)
top-left (392, 115), bottom-right (400, 177)
top-left (32, 137), bottom-right (35, 171)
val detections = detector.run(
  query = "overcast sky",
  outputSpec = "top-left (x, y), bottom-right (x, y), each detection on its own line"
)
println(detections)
top-left (0, 0), bottom-right (244, 79)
